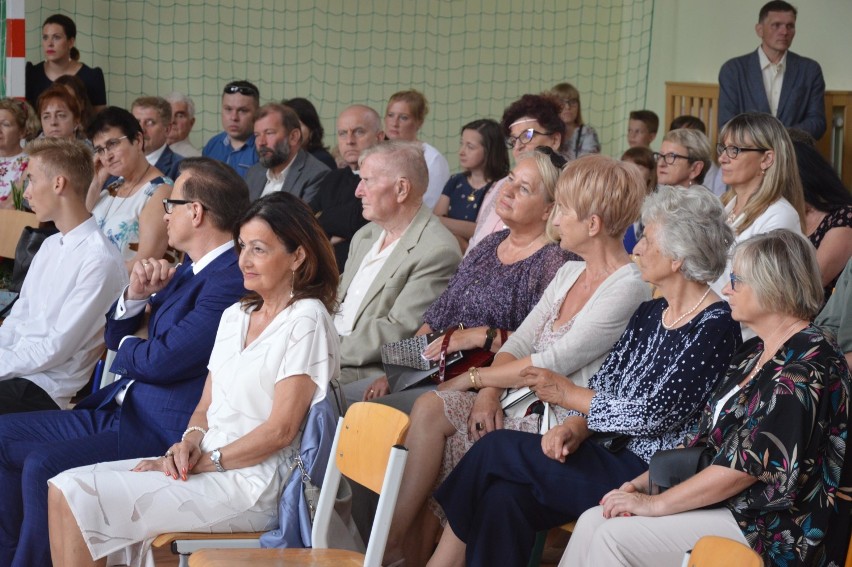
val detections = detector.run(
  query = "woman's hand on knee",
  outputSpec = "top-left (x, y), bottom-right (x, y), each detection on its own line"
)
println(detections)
top-left (467, 388), bottom-right (503, 440)
top-left (600, 489), bottom-right (659, 519)
top-left (541, 423), bottom-right (579, 462)
top-left (132, 458), bottom-right (164, 472)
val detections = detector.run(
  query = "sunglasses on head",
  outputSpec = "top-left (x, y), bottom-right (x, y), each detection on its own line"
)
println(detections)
top-left (223, 84), bottom-right (259, 97)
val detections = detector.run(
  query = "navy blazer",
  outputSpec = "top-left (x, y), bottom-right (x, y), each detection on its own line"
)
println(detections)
top-left (246, 149), bottom-right (330, 203)
top-left (718, 49), bottom-right (826, 139)
top-left (75, 250), bottom-right (245, 458)
top-left (156, 145), bottom-right (185, 181)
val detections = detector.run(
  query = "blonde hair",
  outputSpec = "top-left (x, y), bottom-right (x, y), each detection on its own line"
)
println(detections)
top-left (719, 113), bottom-right (806, 234)
top-left (516, 151), bottom-right (560, 242)
top-left (556, 154), bottom-right (645, 237)
top-left (0, 98), bottom-right (40, 141)
top-left (24, 137), bottom-right (94, 198)
top-left (550, 82), bottom-right (583, 126)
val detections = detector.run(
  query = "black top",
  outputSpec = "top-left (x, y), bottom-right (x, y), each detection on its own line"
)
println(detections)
top-left (25, 61), bottom-right (107, 109)
top-left (309, 148), bottom-right (337, 170)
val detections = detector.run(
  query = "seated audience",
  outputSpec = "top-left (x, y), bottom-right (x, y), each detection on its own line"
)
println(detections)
top-left (433, 119), bottom-right (510, 251)
top-left (816, 257), bottom-right (852, 369)
top-left (202, 80), bottom-right (260, 178)
top-left (165, 92), bottom-right (202, 157)
top-left (38, 84), bottom-right (83, 140)
top-left (383, 89), bottom-right (450, 209)
top-left (551, 82), bottom-right (601, 159)
top-left (0, 138), bottom-right (126, 413)
top-left (0, 157), bottom-right (250, 567)
top-left (85, 107), bottom-right (171, 269)
top-left (245, 103), bottom-right (329, 203)
top-left (627, 109), bottom-right (659, 148)
top-left (25, 14), bottom-right (106, 113)
top-left (335, 141), bottom-right (461, 385)
top-left (426, 184), bottom-right (741, 567)
top-left (668, 114), bottom-right (726, 196)
top-left (710, 112), bottom-right (805, 298)
top-left (793, 140), bottom-right (852, 301)
top-left (47, 192), bottom-right (340, 567)
top-left (0, 99), bottom-right (38, 209)
top-left (620, 147), bottom-right (656, 253)
top-left (282, 97), bottom-right (336, 169)
top-left (310, 104), bottom-right (385, 271)
top-left (468, 93), bottom-right (565, 252)
top-left (383, 155), bottom-right (655, 565)
top-left (654, 128), bottom-right (711, 188)
top-left (131, 96), bottom-right (184, 180)
top-left (53, 75), bottom-right (95, 130)
top-left (565, 229), bottom-right (849, 567)
top-left (348, 148), bottom-right (577, 411)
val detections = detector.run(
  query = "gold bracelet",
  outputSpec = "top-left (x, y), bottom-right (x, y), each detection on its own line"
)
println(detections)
top-left (468, 367), bottom-right (480, 390)
top-left (472, 367), bottom-right (484, 389)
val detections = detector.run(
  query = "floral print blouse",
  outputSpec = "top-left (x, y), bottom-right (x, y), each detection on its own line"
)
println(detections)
top-left (684, 325), bottom-right (851, 566)
top-left (0, 153), bottom-right (28, 206)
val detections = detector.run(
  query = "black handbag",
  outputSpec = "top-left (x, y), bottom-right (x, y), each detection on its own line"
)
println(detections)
top-left (589, 432), bottom-right (631, 453)
top-left (9, 225), bottom-right (57, 292)
top-left (648, 446), bottom-right (715, 494)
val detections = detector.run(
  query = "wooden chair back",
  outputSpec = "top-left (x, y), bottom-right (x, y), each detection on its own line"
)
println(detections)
top-left (0, 210), bottom-right (38, 259)
top-left (686, 535), bottom-right (762, 567)
top-left (335, 401), bottom-right (410, 494)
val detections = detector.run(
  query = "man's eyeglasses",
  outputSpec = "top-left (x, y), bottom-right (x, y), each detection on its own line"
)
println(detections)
top-left (729, 272), bottom-right (746, 291)
top-left (93, 136), bottom-right (128, 156)
top-left (223, 84), bottom-right (260, 98)
top-left (163, 199), bottom-right (208, 214)
top-left (506, 128), bottom-right (550, 149)
top-left (535, 146), bottom-right (568, 170)
top-left (652, 151), bottom-right (692, 165)
top-left (716, 144), bottom-right (768, 159)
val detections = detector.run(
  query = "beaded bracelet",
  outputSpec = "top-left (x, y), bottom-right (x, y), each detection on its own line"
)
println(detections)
top-left (181, 426), bottom-right (207, 441)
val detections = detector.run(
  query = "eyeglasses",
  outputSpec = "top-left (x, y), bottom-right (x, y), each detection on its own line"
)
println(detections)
top-left (716, 144), bottom-right (768, 159)
top-left (562, 98), bottom-right (579, 108)
top-left (162, 199), bottom-right (207, 214)
top-left (93, 136), bottom-right (128, 156)
top-left (535, 146), bottom-right (568, 170)
top-left (505, 128), bottom-right (550, 149)
top-left (729, 272), bottom-right (746, 291)
top-left (652, 151), bottom-right (692, 165)
top-left (223, 84), bottom-right (260, 97)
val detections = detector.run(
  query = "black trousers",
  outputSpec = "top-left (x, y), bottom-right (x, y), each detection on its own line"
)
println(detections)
top-left (0, 378), bottom-right (60, 415)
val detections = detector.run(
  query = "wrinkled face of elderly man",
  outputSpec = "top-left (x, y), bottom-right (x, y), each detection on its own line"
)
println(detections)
top-left (354, 153), bottom-right (406, 227)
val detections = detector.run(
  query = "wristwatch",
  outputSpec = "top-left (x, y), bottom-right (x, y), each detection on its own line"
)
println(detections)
top-left (210, 448), bottom-right (225, 472)
top-left (483, 327), bottom-right (497, 352)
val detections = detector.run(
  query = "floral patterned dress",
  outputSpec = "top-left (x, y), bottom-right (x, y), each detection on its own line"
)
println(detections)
top-left (0, 153), bottom-right (27, 207)
top-left (683, 325), bottom-right (851, 566)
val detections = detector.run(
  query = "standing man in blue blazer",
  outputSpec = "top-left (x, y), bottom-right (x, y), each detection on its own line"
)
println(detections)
top-left (717, 0), bottom-right (826, 139)
top-left (0, 157), bottom-right (250, 567)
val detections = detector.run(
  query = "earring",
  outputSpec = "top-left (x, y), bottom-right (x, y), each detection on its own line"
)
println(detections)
top-left (290, 270), bottom-right (295, 299)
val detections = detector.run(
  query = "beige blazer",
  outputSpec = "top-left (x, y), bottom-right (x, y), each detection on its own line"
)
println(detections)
top-left (337, 204), bottom-right (462, 384)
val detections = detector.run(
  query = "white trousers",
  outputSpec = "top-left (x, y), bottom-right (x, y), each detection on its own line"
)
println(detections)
top-left (560, 505), bottom-right (749, 567)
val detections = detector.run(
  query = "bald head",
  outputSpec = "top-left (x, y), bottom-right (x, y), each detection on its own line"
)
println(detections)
top-left (336, 105), bottom-right (385, 169)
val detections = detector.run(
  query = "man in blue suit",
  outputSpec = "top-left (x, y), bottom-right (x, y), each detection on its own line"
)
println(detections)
top-left (132, 96), bottom-right (185, 180)
top-left (718, 0), bottom-right (825, 139)
top-left (0, 157), bottom-right (250, 567)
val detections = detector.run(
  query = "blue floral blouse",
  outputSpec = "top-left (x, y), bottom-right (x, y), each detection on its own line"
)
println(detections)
top-left (684, 325), bottom-right (851, 566)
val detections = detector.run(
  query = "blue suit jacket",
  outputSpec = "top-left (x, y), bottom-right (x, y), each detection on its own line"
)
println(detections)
top-left (718, 49), bottom-right (826, 139)
top-left (156, 145), bottom-right (185, 181)
top-left (75, 250), bottom-right (245, 458)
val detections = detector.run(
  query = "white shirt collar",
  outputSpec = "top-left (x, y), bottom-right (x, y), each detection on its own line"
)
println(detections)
top-left (146, 144), bottom-right (167, 167)
top-left (191, 240), bottom-right (234, 274)
top-left (757, 45), bottom-right (787, 70)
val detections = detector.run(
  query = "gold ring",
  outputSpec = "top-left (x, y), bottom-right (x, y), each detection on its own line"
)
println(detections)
top-left (475, 422), bottom-right (484, 431)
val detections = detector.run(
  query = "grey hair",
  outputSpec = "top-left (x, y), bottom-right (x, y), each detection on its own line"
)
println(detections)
top-left (641, 185), bottom-right (734, 283)
top-left (663, 128), bottom-right (712, 184)
top-left (165, 92), bottom-right (196, 120)
top-left (732, 229), bottom-right (823, 319)
top-left (358, 140), bottom-right (429, 196)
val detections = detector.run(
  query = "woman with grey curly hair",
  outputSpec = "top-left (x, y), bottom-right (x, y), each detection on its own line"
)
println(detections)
top-left (423, 184), bottom-right (742, 567)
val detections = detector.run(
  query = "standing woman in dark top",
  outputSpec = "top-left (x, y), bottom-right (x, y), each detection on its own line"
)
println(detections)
top-left (25, 15), bottom-right (107, 113)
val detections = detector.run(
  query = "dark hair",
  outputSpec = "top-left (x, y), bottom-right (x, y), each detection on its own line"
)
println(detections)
top-left (282, 97), bottom-right (327, 153)
top-left (235, 192), bottom-right (339, 314)
top-left (793, 141), bottom-right (852, 213)
top-left (669, 115), bottom-right (706, 134)
top-left (223, 80), bottom-right (260, 105)
top-left (461, 119), bottom-right (510, 182)
top-left (132, 96), bottom-right (172, 125)
top-left (759, 1), bottom-right (797, 22)
top-left (178, 157), bottom-right (251, 232)
top-left (629, 110), bottom-right (659, 134)
top-left (501, 94), bottom-right (566, 141)
top-left (37, 84), bottom-right (82, 122)
top-left (53, 75), bottom-right (94, 128)
top-left (621, 146), bottom-right (657, 191)
top-left (86, 106), bottom-right (143, 140)
top-left (43, 14), bottom-right (80, 61)
top-left (257, 103), bottom-right (302, 134)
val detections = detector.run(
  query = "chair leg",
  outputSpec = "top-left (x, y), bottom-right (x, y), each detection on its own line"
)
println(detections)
top-left (527, 530), bottom-right (547, 567)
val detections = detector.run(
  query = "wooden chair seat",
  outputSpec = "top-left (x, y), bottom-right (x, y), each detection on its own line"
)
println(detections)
top-left (686, 535), bottom-right (761, 567)
top-left (189, 547), bottom-right (367, 566)
top-left (152, 531), bottom-right (266, 549)
top-left (0, 210), bottom-right (38, 259)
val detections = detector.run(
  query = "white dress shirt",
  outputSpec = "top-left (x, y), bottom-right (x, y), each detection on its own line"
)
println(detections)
top-left (334, 231), bottom-right (400, 336)
top-left (0, 217), bottom-right (128, 408)
top-left (260, 162), bottom-right (292, 198)
top-left (758, 46), bottom-right (787, 117)
top-left (145, 144), bottom-right (167, 168)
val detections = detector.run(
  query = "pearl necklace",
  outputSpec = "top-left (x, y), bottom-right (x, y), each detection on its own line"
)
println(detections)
top-left (661, 286), bottom-right (711, 330)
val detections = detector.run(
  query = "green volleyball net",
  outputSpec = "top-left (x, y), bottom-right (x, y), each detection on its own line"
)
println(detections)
top-left (23, 0), bottom-right (654, 158)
